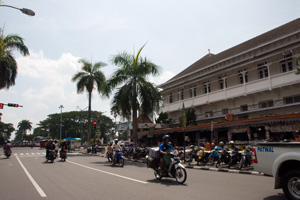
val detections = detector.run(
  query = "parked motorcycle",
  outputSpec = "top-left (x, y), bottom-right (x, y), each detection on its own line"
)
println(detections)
top-left (146, 150), bottom-right (187, 184)
top-left (207, 146), bottom-right (221, 165)
top-left (196, 147), bottom-right (209, 165)
top-left (228, 148), bottom-right (241, 169)
top-left (216, 148), bottom-right (230, 168)
top-left (46, 149), bottom-right (57, 163)
top-left (112, 149), bottom-right (124, 167)
top-left (238, 146), bottom-right (252, 170)
top-left (185, 145), bottom-right (198, 164)
top-left (60, 150), bottom-right (67, 162)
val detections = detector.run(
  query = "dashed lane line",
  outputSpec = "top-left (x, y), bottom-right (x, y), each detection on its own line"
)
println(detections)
top-left (67, 160), bottom-right (148, 185)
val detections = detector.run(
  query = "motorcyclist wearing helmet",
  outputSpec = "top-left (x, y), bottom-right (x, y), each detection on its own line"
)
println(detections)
top-left (159, 135), bottom-right (175, 176)
top-left (219, 141), bottom-right (225, 149)
top-left (46, 139), bottom-right (56, 158)
top-left (112, 139), bottom-right (122, 160)
top-left (228, 141), bottom-right (235, 150)
top-left (3, 140), bottom-right (12, 154)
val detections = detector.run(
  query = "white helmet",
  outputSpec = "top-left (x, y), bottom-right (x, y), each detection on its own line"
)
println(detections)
top-left (229, 141), bottom-right (235, 145)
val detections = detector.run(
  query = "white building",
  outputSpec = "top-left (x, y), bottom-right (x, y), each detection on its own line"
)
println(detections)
top-left (139, 18), bottom-right (300, 146)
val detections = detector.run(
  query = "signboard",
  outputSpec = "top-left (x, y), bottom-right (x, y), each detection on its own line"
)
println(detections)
top-left (225, 114), bottom-right (233, 121)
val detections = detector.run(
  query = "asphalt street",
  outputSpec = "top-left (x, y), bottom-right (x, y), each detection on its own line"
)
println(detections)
top-left (0, 147), bottom-right (286, 200)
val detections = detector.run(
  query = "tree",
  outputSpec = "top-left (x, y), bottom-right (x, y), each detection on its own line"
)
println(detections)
top-left (179, 108), bottom-right (197, 126)
top-left (36, 110), bottom-right (114, 143)
top-left (103, 45), bottom-right (162, 142)
top-left (156, 112), bottom-right (170, 124)
top-left (17, 120), bottom-right (32, 140)
top-left (0, 30), bottom-right (29, 90)
top-left (0, 122), bottom-right (15, 145)
top-left (72, 59), bottom-right (106, 145)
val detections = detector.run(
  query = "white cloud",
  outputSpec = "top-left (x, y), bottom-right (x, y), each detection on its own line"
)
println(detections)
top-left (149, 70), bottom-right (175, 86)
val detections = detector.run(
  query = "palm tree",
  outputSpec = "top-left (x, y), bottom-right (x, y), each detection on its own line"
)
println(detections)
top-left (0, 30), bottom-right (30, 90)
top-left (17, 120), bottom-right (32, 140)
top-left (72, 59), bottom-right (106, 145)
top-left (103, 45), bottom-right (162, 142)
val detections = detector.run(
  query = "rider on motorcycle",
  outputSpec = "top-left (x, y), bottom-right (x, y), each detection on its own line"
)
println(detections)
top-left (60, 140), bottom-right (68, 152)
top-left (159, 135), bottom-right (175, 176)
top-left (3, 140), bottom-right (12, 154)
top-left (46, 139), bottom-right (56, 158)
top-left (112, 139), bottom-right (122, 160)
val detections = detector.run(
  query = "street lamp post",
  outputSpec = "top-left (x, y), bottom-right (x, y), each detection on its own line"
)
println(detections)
top-left (59, 105), bottom-right (64, 140)
top-left (0, 5), bottom-right (35, 16)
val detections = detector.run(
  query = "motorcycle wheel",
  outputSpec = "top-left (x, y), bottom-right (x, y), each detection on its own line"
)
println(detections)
top-left (239, 157), bottom-right (244, 170)
top-left (175, 167), bottom-right (187, 184)
top-left (228, 160), bottom-right (232, 169)
top-left (216, 160), bottom-right (220, 168)
top-left (51, 159), bottom-right (54, 163)
top-left (101, 148), bottom-right (106, 154)
top-left (154, 171), bottom-right (162, 180)
top-left (119, 158), bottom-right (124, 167)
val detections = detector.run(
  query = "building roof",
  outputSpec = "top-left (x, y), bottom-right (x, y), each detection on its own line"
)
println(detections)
top-left (162, 18), bottom-right (300, 86)
top-left (137, 113), bottom-right (300, 135)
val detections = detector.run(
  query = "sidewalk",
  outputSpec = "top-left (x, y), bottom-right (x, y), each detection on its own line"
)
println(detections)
top-left (183, 162), bottom-right (264, 176)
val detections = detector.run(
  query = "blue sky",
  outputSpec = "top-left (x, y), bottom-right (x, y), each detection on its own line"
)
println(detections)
top-left (0, 0), bottom-right (299, 138)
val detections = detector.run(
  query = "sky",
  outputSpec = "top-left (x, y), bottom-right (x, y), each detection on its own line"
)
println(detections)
top-left (0, 0), bottom-right (299, 139)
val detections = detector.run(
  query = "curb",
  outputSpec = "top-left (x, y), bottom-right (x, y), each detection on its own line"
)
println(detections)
top-left (184, 165), bottom-right (264, 176)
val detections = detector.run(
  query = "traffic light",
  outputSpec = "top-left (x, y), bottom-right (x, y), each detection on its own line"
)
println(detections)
top-left (7, 103), bottom-right (19, 108)
top-left (0, 103), bottom-right (3, 109)
top-left (93, 121), bottom-right (97, 130)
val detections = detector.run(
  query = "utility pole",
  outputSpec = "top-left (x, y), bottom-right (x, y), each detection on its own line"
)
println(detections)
top-left (59, 105), bottom-right (64, 140)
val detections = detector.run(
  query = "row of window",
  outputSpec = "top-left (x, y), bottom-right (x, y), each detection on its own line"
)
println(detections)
top-left (167, 55), bottom-right (294, 103)
top-left (202, 94), bottom-right (300, 118)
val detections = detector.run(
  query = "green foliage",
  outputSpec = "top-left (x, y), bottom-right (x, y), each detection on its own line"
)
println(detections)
top-left (0, 31), bottom-right (30, 90)
top-left (0, 121), bottom-right (15, 145)
top-left (71, 59), bottom-right (107, 145)
top-left (179, 108), bottom-right (197, 126)
top-left (36, 111), bottom-right (114, 143)
top-left (103, 44), bottom-right (162, 141)
top-left (156, 112), bottom-right (169, 123)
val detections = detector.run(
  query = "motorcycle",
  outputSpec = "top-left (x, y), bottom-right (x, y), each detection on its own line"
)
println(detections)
top-left (146, 150), bottom-right (187, 184)
top-left (4, 146), bottom-right (11, 159)
top-left (60, 150), bottom-right (67, 162)
top-left (196, 147), bottom-right (209, 165)
top-left (112, 149), bottom-right (124, 167)
top-left (207, 146), bottom-right (221, 165)
top-left (238, 146), bottom-right (252, 170)
top-left (46, 149), bottom-right (57, 163)
top-left (216, 148), bottom-right (230, 168)
top-left (185, 145), bottom-right (198, 164)
top-left (106, 151), bottom-right (113, 162)
top-left (228, 148), bottom-right (241, 169)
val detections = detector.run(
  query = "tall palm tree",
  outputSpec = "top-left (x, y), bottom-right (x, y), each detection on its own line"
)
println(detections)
top-left (0, 30), bottom-right (29, 90)
top-left (72, 59), bottom-right (106, 145)
top-left (17, 120), bottom-right (32, 140)
top-left (103, 45), bottom-right (162, 142)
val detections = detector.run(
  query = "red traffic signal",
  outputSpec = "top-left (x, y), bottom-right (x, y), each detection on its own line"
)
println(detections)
top-left (8, 103), bottom-right (19, 108)
top-left (93, 121), bottom-right (97, 130)
top-left (0, 103), bottom-right (3, 109)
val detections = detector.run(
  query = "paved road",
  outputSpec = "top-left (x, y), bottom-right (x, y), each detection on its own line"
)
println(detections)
top-left (0, 147), bottom-right (286, 200)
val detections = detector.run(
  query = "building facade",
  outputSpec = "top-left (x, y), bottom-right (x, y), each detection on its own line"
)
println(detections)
top-left (138, 18), bottom-right (300, 146)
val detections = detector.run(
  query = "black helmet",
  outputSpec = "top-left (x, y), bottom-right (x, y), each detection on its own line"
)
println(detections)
top-left (163, 135), bottom-right (170, 141)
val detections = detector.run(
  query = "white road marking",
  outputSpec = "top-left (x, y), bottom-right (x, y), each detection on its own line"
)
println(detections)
top-left (20, 153), bottom-right (24, 155)
top-left (31, 153), bottom-right (35, 155)
top-left (14, 154), bottom-right (18, 156)
top-left (15, 156), bottom-right (47, 198)
top-left (67, 160), bottom-right (148, 184)
top-left (36, 153), bottom-right (41, 155)
top-left (26, 153), bottom-right (30, 155)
